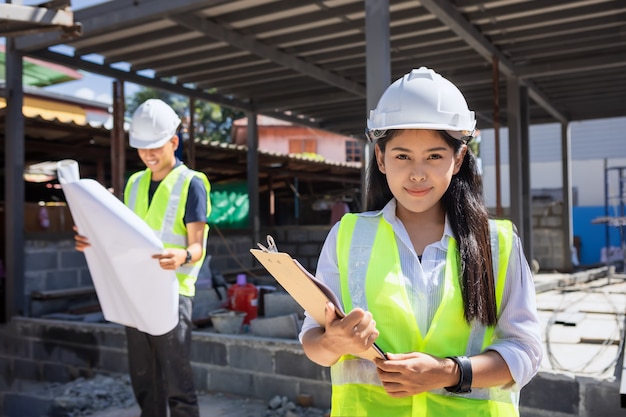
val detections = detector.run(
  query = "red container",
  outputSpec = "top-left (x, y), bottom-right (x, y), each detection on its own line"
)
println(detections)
top-left (227, 274), bottom-right (258, 325)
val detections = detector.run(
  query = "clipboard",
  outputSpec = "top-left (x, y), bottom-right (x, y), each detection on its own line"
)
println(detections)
top-left (250, 236), bottom-right (386, 362)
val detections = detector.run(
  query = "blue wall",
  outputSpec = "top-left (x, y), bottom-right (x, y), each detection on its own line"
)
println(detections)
top-left (572, 206), bottom-right (623, 265)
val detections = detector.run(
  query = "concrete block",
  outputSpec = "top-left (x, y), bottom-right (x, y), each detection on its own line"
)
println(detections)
top-left (583, 378), bottom-right (623, 417)
top-left (286, 229), bottom-right (309, 242)
top-left (0, 357), bottom-right (13, 391)
top-left (308, 228), bottom-right (331, 243)
top-left (275, 350), bottom-right (324, 380)
top-left (250, 314), bottom-right (300, 339)
top-left (24, 252), bottom-right (58, 271)
top-left (540, 216), bottom-right (562, 228)
top-left (93, 327), bottom-right (127, 348)
top-left (42, 362), bottom-right (73, 383)
top-left (521, 372), bottom-right (579, 415)
top-left (299, 243), bottom-right (321, 256)
top-left (29, 299), bottom-right (70, 318)
top-left (263, 292), bottom-right (304, 319)
top-left (550, 202), bottom-right (563, 215)
top-left (14, 359), bottom-right (41, 381)
top-left (2, 392), bottom-right (54, 417)
top-left (23, 272), bottom-right (46, 294)
top-left (190, 339), bottom-right (228, 366)
top-left (44, 270), bottom-right (80, 290)
top-left (79, 269), bottom-right (93, 286)
top-left (206, 368), bottom-right (253, 396)
top-left (98, 349), bottom-right (129, 374)
top-left (252, 374), bottom-right (298, 402)
top-left (229, 344), bottom-right (274, 373)
top-left (60, 250), bottom-right (88, 268)
top-left (0, 331), bottom-right (28, 357)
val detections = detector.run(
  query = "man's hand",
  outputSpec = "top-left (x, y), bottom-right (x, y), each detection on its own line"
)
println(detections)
top-left (73, 226), bottom-right (91, 252)
top-left (152, 248), bottom-right (187, 270)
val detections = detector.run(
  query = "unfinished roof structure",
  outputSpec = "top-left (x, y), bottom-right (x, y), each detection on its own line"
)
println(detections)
top-left (11, 0), bottom-right (626, 133)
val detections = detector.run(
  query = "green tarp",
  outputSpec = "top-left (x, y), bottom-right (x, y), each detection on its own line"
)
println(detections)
top-left (208, 181), bottom-right (249, 229)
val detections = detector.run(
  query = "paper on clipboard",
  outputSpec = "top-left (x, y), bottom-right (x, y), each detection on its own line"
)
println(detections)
top-left (250, 236), bottom-right (386, 362)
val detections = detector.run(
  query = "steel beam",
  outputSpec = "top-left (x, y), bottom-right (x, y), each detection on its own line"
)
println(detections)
top-left (169, 13), bottom-right (366, 97)
top-left (418, 0), bottom-right (568, 124)
top-left (0, 3), bottom-right (75, 37)
top-left (15, 0), bottom-right (229, 51)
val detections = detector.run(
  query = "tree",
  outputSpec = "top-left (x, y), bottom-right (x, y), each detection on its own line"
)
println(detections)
top-left (126, 87), bottom-right (244, 144)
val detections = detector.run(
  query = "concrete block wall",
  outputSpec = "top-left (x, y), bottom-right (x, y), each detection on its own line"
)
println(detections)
top-left (261, 226), bottom-right (330, 272)
top-left (200, 226), bottom-right (330, 281)
top-left (2, 317), bottom-right (624, 417)
top-left (21, 225), bottom-right (330, 318)
top-left (23, 238), bottom-right (95, 317)
top-left (0, 317), bottom-right (331, 410)
top-left (520, 370), bottom-right (624, 417)
top-left (532, 201), bottom-right (566, 271)
top-left (204, 232), bottom-right (255, 275)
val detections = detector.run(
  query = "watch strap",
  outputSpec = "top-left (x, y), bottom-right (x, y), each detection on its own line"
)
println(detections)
top-left (182, 249), bottom-right (192, 265)
top-left (444, 355), bottom-right (472, 394)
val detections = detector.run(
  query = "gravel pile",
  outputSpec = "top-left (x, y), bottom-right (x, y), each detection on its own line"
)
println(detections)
top-left (26, 374), bottom-right (135, 416)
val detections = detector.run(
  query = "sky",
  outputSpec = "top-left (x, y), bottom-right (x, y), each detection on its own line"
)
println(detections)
top-left (43, 59), bottom-right (142, 106)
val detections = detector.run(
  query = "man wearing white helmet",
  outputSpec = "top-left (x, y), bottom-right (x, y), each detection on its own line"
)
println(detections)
top-left (299, 68), bottom-right (542, 416)
top-left (76, 98), bottom-right (211, 417)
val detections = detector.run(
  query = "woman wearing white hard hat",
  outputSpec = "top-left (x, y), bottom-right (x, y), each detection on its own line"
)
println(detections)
top-left (300, 68), bottom-right (542, 416)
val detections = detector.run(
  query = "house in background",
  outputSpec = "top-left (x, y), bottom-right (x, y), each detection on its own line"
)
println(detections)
top-left (231, 115), bottom-right (363, 164)
top-left (230, 115), bottom-right (362, 225)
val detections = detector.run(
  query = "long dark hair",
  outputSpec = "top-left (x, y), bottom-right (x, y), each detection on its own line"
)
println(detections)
top-left (366, 130), bottom-right (496, 326)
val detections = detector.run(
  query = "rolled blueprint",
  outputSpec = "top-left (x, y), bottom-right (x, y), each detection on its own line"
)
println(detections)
top-left (58, 160), bottom-right (178, 335)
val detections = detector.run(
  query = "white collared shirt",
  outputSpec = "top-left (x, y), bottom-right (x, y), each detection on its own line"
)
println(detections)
top-left (299, 199), bottom-right (543, 389)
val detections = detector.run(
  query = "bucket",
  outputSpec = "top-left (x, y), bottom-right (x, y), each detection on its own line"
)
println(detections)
top-left (209, 309), bottom-right (246, 334)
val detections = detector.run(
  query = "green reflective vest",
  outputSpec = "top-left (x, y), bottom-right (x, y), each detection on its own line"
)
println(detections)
top-left (124, 164), bottom-right (211, 297)
top-left (331, 213), bottom-right (518, 417)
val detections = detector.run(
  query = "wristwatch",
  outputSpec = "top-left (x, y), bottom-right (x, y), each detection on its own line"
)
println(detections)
top-left (181, 249), bottom-right (192, 266)
top-left (444, 356), bottom-right (473, 394)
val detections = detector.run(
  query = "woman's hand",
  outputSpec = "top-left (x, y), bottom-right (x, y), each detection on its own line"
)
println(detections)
top-left (301, 302), bottom-right (380, 366)
top-left (375, 352), bottom-right (456, 397)
top-left (322, 302), bottom-right (380, 357)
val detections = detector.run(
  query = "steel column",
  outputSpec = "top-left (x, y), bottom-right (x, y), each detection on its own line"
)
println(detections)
top-left (363, 0), bottom-right (391, 208)
top-left (4, 37), bottom-right (26, 318)
top-left (246, 112), bottom-right (260, 246)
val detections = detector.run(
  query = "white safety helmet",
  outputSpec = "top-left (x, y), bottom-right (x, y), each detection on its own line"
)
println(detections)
top-left (366, 67), bottom-right (476, 142)
top-left (129, 99), bottom-right (181, 149)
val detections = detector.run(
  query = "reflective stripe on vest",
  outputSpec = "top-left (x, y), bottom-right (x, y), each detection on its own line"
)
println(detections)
top-left (124, 165), bottom-right (210, 296)
top-left (331, 214), bottom-right (518, 417)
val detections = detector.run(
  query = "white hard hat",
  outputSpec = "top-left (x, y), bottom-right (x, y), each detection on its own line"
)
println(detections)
top-left (366, 67), bottom-right (476, 142)
top-left (129, 99), bottom-right (181, 149)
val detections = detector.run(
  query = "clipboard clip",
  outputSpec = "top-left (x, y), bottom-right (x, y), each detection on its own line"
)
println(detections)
top-left (257, 235), bottom-right (278, 253)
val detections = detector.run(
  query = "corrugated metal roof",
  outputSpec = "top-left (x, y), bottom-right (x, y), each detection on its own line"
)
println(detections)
top-left (0, 107), bottom-right (362, 203)
top-left (11, 0), bottom-right (625, 139)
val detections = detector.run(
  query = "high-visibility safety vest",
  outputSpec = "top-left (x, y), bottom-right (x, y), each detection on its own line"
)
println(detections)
top-left (124, 164), bottom-right (211, 297)
top-left (331, 213), bottom-right (518, 417)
